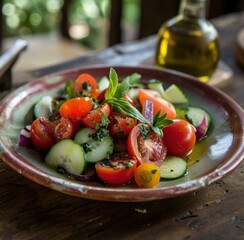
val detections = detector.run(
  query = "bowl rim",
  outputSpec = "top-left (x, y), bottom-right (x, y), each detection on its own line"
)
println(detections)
top-left (0, 64), bottom-right (244, 202)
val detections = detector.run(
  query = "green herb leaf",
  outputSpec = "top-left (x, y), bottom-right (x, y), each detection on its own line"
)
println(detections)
top-left (151, 110), bottom-right (173, 136)
top-left (139, 124), bottom-right (149, 140)
top-left (105, 68), bottom-right (118, 100)
top-left (64, 81), bottom-right (76, 99)
top-left (107, 98), bottom-right (150, 124)
top-left (114, 73), bottom-right (142, 99)
top-left (91, 128), bottom-right (109, 141)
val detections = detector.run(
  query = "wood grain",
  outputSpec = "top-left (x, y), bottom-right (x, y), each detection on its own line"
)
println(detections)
top-left (0, 160), bottom-right (243, 240)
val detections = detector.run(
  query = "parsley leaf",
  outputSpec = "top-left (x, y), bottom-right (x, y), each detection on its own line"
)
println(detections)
top-left (64, 81), bottom-right (76, 99)
top-left (151, 110), bottom-right (173, 136)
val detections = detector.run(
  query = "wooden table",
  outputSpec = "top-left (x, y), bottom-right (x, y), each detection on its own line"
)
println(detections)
top-left (0, 12), bottom-right (244, 240)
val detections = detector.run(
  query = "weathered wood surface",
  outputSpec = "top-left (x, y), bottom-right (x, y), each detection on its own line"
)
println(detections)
top-left (0, 12), bottom-right (244, 240)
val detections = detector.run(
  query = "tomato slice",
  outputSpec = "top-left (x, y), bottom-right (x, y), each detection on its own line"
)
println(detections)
top-left (108, 112), bottom-right (137, 138)
top-left (138, 89), bottom-right (176, 119)
top-left (72, 73), bottom-right (99, 98)
top-left (54, 117), bottom-right (80, 142)
top-left (95, 153), bottom-right (137, 185)
top-left (127, 123), bottom-right (167, 166)
top-left (163, 119), bottom-right (196, 156)
top-left (134, 163), bottom-right (161, 188)
top-left (30, 117), bottom-right (55, 151)
top-left (80, 103), bottom-right (111, 128)
top-left (59, 97), bottom-right (93, 120)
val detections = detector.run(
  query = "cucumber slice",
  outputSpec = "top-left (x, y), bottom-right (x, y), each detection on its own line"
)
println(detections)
top-left (185, 107), bottom-right (211, 127)
top-left (98, 76), bottom-right (109, 92)
top-left (159, 156), bottom-right (187, 179)
top-left (185, 106), bottom-right (211, 140)
top-left (74, 128), bottom-right (113, 163)
top-left (34, 96), bottom-right (53, 118)
top-left (163, 84), bottom-right (188, 104)
top-left (45, 139), bottom-right (86, 175)
top-left (148, 79), bottom-right (164, 96)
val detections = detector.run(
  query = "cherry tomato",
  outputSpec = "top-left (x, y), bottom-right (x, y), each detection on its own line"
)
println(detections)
top-left (72, 73), bottom-right (99, 98)
top-left (127, 123), bottom-right (167, 166)
top-left (108, 112), bottom-right (137, 138)
top-left (138, 89), bottom-right (176, 119)
top-left (54, 117), bottom-right (80, 142)
top-left (95, 153), bottom-right (137, 185)
top-left (134, 163), bottom-right (161, 188)
top-left (59, 97), bottom-right (93, 120)
top-left (80, 103), bottom-right (111, 128)
top-left (30, 117), bottom-right (55, 151)
top-left (163, 119), bottom-right (196, 156)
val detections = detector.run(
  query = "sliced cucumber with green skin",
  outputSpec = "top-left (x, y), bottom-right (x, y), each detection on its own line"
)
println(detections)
top-left (159, 156), bottom-right (187, 179)
top-left (163, 84), bottom-right (189, 104)
top-left (34, 96), bottom-right (53, 119)
top-left (98, 76), bottom-right (109, 92)
top-left (148, 79), bottom-right (164, 96)
top-left (74, 128), bottom-right (113, 163)
top-left (45, 139), bottom-right (86, 175)
top-left (185, 106), bottom-right (211, 140)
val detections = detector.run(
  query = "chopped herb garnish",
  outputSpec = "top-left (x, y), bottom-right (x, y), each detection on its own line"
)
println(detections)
top-left (82, 82), bottom-right (92, 91)
top-left (139, 125), bottom-right (149, 140)
top-left (124, 161), bottom-right (133, 169)
top-left (113, 118), bottom-right (118, 123)
top-left (64, 81), bottom-right (76, 99)
top-left (117, 129), bottom-right (124, 135)
top-left (91, 128), bottom-right (109, 141)
top-left (81, 143), bottom-right (93, 153)
top-left (92, 99), bottom-right (99, 109)
top-left (151, 169), bottom-right (157, 174)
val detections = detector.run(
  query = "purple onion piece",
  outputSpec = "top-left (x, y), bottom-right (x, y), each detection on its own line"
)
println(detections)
top-left (68, 172), bottom-right (98, 182)
top-left (143, 100), bottom-right (154, 123)
top-left (195, 112), bottom-right (208, 140)
top-left (57, 166), bottom-right (98, 182)
top-left (19, 125), bottom-right (32, 148)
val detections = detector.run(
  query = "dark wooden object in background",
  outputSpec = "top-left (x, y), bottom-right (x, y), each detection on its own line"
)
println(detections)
top-left (236, 28), bottom-right (244, 67)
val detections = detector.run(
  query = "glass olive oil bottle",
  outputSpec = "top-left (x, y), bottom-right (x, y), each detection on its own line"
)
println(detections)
top-left (155, 0), bottom-right (219, 82)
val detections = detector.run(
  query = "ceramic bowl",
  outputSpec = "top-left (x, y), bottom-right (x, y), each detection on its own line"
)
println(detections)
top-left (0, 65), bottom-right (243, 201)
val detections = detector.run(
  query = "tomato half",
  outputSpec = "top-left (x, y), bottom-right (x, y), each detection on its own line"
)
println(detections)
top-left (30, 117), bottom-right (55, 151)
top-left (72, 73), bottom-right (99, 98)
top-left (80, 103), bottom-right (111, 128)
top-left (108, 112), bottom-right (137, 138)
top-left (95, 153), bottom-right (137, 185)
top-left (59, 97), bottom-right (93, 120)
top-left (163, 119), bottom-right (196, 156)
top-left (54, 117), bottom-right (80, 142)
top-left (138, 89), bottom-right (176, 119)
top-left (134, 163), bottom-right (161, 188)
top-left (127, 123), bottom-right (167, 166)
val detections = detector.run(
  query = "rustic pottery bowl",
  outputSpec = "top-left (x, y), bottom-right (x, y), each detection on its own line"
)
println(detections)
top-left (0, 65), bottom-right (243, 202)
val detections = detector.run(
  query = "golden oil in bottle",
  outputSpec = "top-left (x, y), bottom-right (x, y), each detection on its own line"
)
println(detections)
top-left (155, 0), bottom-right (219, 82)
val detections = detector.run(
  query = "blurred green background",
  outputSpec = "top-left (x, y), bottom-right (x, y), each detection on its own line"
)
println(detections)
top-left (2, 0), bottom-right (140, 49)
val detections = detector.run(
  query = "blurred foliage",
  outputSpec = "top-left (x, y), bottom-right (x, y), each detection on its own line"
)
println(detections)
top-left (2, 0), bottom-right (140, 49)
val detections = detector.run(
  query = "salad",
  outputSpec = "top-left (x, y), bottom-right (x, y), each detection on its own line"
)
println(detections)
top-left (19, 68), bottom-right (211, 188)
